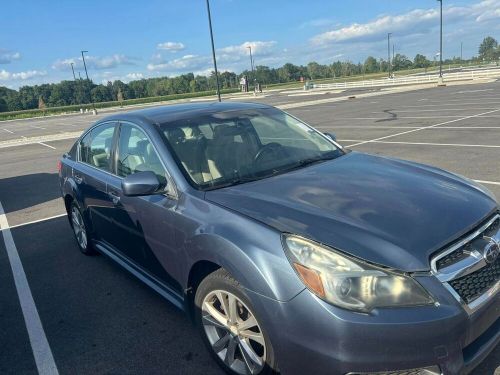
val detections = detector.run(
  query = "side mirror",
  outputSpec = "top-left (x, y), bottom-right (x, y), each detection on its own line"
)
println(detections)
top-left (122, 171), bottom-right (161, 197)
top-left (324, 132), bottom-right (337, 142)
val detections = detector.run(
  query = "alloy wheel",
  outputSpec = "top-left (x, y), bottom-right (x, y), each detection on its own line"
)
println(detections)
top-left (202, 290), bottom-right (266, 375)
top-left (71, 206), bottom-right (87, 249)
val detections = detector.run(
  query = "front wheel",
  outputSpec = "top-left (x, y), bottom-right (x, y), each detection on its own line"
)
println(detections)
top-left (195, 269), bottom-right (278, 375)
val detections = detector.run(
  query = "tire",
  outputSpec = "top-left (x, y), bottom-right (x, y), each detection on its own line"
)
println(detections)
top-left (69, 201), bottom-right (96, 255)
top-left (194, 269), bottom-right (278, 375)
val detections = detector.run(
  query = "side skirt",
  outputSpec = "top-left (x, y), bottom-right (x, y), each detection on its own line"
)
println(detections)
top-left (94, 241), bottom-right (185, 311)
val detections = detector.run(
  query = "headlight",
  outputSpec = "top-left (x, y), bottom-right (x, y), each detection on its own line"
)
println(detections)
top-left (283, 235), bottom-right (434, 313)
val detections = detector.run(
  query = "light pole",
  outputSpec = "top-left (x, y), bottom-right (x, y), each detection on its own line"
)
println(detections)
top-left (460, 41), bottom-right (463, 62)
top-left (437, 0), bottom-right (443, 78)
top-left (81, 50), bottom-right (96, 112)
top-left (387, 33), bottom-right (392, 78)
top-left (205, 0), bottom-right (221, 102)
top-left (70, 62), bottom-right (76, 80)
top-left (247, 46), bottom-right (255, 91)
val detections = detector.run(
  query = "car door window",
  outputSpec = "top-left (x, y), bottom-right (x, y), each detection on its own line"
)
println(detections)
top-left (117, 123), bottom-right (168, 186)
top-left (80, 123), bottom-right (116, 172)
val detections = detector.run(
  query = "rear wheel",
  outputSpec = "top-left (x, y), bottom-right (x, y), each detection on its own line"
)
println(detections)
top-left (69, 202), bottom-right (96, 255)
top-left (195, 269), bottom-right (277, 375)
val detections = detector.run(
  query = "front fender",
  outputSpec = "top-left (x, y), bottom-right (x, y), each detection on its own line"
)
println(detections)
top-left (181, 201), bottom-right (304, 302)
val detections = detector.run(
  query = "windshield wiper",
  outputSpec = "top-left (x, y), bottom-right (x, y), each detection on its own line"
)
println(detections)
top-left (281, 153), bottom-right (339, 173)
top-left (205, 175), bottom-right (263, 190)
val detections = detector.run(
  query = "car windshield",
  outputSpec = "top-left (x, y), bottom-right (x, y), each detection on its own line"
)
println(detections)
top-left (159, 107), bottom-right (343, 190)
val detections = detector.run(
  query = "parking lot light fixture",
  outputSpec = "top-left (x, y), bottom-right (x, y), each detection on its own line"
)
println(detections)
top-left (437, 0), bottom-right (443, 78)
top-left (387, 33), bottom-right (392, 78)
top-left (247, 46), bottom-right (256, 90)
top-left (70, 62), bottom-right (76, 80)
top-left (205, 0), bottom-right (221, 102)
top-left (80, 50), bottom-right (97, 113)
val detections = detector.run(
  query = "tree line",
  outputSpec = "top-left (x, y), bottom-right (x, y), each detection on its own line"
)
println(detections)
top-left (1, 36), bottom-right (498, 113)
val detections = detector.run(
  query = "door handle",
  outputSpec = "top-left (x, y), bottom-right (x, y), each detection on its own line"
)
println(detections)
top-left (74, 174), bottom-right (83, 184)
top-left (108, 191), bottom-right (121, 205)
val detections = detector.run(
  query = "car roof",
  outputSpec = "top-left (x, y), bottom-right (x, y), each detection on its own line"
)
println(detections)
top-left (98, 101), bottom-right (273, 126)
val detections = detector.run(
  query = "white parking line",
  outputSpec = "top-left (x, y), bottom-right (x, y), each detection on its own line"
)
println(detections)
top-left (0, 202), bottom-right (59, 375)
top-left (328, 116), bottom-right (500, 120)
top-left (454, 89), bottom-right (494, 94)
top-left (399, 101), bottom-right (500, 108)
top-left (474, 180), bottom-right (500, 186)
top-left (319, 126), bottom-right (500, 130)
top-left (5, 213), bottom-right (67, 230)
top-left (341, 139), bottom-right (500, 148)
top-left (348, 108), bottom-right (500, 148)
top-left (38, 142), bottom-right (56, 150)
top-left (29, 125), bottom-right (47, 130)
top-left (372, 108), bottom-right (496, 113)
top-left (2, 128), bottom-right (14, 134)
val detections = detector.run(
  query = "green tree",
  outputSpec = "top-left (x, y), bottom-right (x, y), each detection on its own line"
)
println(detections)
top-left (479, 36), bottom-right (498, 61)
top-left (413, 54), bottom-right (431, 68)
top-left (363, 56), bottom-right (379, 73)
top-left (0, 97), bottom-right (8, 112)
top-left (392, 54), bottom-right (413, 71)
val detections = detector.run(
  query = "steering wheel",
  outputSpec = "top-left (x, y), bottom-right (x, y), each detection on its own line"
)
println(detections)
top-left (253, 142), bottom-right (287, 165)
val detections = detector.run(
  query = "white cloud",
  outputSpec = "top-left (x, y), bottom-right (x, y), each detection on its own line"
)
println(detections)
top-left (126, 72), bottom-right (144, 80)
top-left (0, 49), bottom-right (21, 64)
top-left (147, 54), bottom-right (211, 72)
top-left (156, 41), bottom-right (185, 52)
top-left (0, 69), bottom-right (46, 81)
top-left (311, 0), bottom-right (500, 45)
top-left (52, 54), bottom-right (137, 71)
top-left (218, 41), bottom-right (277, 61)
top-left (147, 41), bottom-right (278, 75)
top-left (0, 69), bottom-right (10, 80)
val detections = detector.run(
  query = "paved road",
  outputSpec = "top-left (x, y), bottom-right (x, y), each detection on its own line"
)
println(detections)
top-left (0, 81), bottom-right (499, 374)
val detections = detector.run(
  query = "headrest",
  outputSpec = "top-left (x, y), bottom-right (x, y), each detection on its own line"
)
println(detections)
top-left (166, 128), bottom-right (186, 144)
top-left (213, 124), bottom-right (244, 138)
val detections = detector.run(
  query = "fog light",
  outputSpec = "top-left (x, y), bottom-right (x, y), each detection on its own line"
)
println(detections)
top-left (346, 365), bottom-right (441, 375)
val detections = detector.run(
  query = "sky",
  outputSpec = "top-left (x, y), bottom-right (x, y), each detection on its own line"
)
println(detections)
top-left (1, 0), bottom-right (499, 89)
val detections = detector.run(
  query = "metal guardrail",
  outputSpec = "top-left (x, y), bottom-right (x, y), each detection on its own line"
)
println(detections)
top-left (312, 68), bottom-right (500, 90)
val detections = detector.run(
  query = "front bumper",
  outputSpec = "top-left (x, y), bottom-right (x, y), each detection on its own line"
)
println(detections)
top-left (247, 275), bottom-right (499, 375)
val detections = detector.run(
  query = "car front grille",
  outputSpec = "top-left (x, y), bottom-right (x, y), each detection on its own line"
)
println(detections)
top-left (436, 246), bottom-right (468, 270)
top-left (431, 213), bottom-right (500, 313)
top-left (449, 258), bottom-right (500, 303)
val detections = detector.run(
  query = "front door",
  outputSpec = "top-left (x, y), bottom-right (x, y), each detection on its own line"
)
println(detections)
top-left (106, 122), bottom-right (180, 291)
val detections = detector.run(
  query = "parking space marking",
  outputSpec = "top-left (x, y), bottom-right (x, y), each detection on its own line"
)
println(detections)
top-left (328, 116), bottom-right (500, 120)
top-left (29, 125), bottom-right (47, 130)
top-left (38, 142), bottom-right (56, 150)
top-left (454, 89), bottom-right (494, 94)
top-left (5, 213), bottom-right (67, 230)
top-left (347, 108), bottom-right (500, 148)
top-left (320, 125), bottom-right (500, 130)
top-left (0, 202), bottom-right (59, 375)
top-left (399, 101), bottom-right (500, 108)
top-left (372, 108), bottom-right (496, 113)
top-left (474, 180), bottom-right (500, 186)
top-left (2, 128), bottom-right (14, 134)
top-left (341, 139), bottom-right (500, 148)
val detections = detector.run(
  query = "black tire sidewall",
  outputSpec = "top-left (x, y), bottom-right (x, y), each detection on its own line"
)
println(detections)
top-left (69, 201), bottom-right (95, 255)
top-left (194, 269), bottom-right (277, 375)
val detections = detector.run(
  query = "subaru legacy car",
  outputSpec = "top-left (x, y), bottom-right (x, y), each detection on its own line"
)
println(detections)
top-left (59, 102), bottom-right (499, 375)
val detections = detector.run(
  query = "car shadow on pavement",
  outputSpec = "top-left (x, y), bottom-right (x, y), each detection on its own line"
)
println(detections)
top-left (0, 172), bottom-right (61, 214)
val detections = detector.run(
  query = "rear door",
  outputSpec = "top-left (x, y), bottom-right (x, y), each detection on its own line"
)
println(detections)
top-left (76, 121), bottom-right (118, 242)
top-left (105, 122), bottom-right (180, 291)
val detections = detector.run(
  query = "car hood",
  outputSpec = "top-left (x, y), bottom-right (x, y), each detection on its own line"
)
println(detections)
top-left (205, 152), bottom-right (498, 272)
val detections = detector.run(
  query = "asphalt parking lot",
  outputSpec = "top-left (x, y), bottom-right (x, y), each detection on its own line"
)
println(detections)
top-left (1, 81), bottom-right (499, 374)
